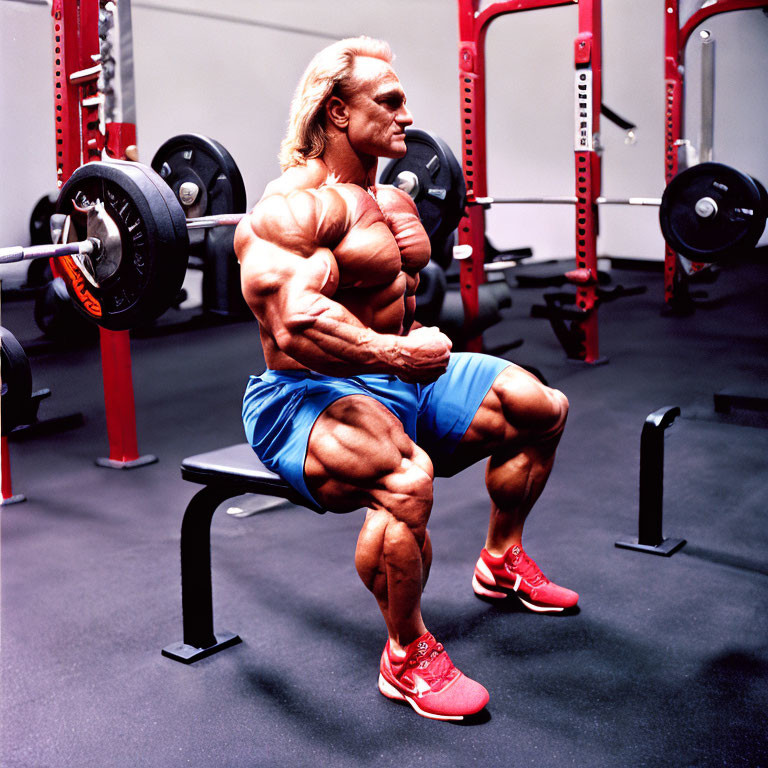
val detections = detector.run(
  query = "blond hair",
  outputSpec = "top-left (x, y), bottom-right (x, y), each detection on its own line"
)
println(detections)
top-left (279, 36), bottom-right (393, 170)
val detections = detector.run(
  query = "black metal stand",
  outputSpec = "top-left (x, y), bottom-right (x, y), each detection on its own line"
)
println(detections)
top-left (616, 406), bottom-right (686, 556)
top-left (714, 389), bottom-right (768, 417)
top-left (162, 484), bottom-right (247, 663)
top-left (163, 443), bottom-right (315, 664)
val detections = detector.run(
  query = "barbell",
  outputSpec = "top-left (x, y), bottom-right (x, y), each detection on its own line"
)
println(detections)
top-left (381, 129), bottom-right (768, 266)
top-left (1, 136), bottom-right (765, 333)
top-left (0, 159), bottom-right (248, 331)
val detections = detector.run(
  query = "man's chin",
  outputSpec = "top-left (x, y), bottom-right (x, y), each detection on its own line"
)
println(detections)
top-left (382, 143), bottom-right (408, 159)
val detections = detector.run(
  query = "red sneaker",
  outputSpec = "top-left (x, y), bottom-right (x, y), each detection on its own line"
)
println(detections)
top-left (378, 632), bottom-right (489, 721)
top-left (472, 544), bottom-right (579, 613)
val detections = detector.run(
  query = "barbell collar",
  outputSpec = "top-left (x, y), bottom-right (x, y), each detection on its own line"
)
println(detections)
top-left (0, 238), bottom-right (96, 265)
top-left (694, 196), bottom-right (718, 218)
top-left (394, 170), bottom-right (421, 199)
top-left (179, 182), bottom-right (200, 206)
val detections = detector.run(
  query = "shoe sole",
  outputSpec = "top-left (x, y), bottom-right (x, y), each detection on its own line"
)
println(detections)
top-left (378, 673), bottom-right (467, 721)
top-left (472, 573), bottom-right (571, 613)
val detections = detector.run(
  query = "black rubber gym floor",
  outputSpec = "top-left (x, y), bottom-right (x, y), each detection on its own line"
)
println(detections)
top-left (2, 256), bottom-right (767, 768)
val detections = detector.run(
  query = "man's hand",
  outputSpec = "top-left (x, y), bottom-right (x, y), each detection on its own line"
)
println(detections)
top-left (393, 326), bottom-right (452, 383)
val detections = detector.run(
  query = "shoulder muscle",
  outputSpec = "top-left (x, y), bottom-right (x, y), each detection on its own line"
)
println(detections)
top-left (375, 185), bottom-right (421, 217)
top-left (249, 187), bottom-right (350, 256)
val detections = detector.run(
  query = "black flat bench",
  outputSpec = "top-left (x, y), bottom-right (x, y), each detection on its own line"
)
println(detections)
top-left (162, 443), bottom-right (320, 663)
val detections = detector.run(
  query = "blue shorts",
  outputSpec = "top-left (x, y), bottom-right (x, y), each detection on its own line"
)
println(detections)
top-left (242, 352), bottom-right (510, 512)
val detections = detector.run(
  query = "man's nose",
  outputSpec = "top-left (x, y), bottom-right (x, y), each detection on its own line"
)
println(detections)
top-left (398, 105), bottom-right (414, 126)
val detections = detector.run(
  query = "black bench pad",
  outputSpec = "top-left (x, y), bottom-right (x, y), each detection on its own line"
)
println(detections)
top-left (181, 443), bottom-right (309, 507)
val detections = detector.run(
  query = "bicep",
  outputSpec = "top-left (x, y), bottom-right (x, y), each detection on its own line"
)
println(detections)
top-left (235, 189), bottom-right (345, 329)
top-left (240, 239), bottom-right (337, 315)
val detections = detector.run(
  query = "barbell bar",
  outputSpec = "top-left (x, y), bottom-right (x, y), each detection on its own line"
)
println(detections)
top-left (1, 150), bottom-right (765, 333)
top-left (384, 129), bottom-right (767, 267)
top-left (0, 212), bottom-right (244, 266)
top-left (185, 213), bottom-right (245, 230)
top-left (0, 239), bottom-right (97, 264)
top-left (472, 195), bottom-right (663, 206)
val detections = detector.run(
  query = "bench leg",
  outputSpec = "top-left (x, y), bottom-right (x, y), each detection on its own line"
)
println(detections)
top-left (162, 484), bottom-right (244, 663)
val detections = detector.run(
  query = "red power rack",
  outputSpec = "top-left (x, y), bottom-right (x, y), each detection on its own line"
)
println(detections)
top-left (50, 0), bottom-right (155, 469)
top-left (457, 0), bottom-right (604, 362)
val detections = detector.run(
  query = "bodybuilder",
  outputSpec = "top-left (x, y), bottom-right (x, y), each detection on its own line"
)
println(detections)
top-left (235, 36), bottom-right (577, 721)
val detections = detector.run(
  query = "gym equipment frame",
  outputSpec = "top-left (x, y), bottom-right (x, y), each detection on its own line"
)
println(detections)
top-left (50, 0), bottom-right (155, 469)
top-left (662, 0), bottom-right (766, 305)
top-left (456, 0), bottom-right (605, 362)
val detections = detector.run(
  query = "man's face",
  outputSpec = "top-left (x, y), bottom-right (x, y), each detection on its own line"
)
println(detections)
top-left (342, 56), bottom-right (413, 160)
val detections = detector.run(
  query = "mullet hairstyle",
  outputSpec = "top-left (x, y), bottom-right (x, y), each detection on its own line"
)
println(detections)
top-left (278, 36), bottom-right (393, 170)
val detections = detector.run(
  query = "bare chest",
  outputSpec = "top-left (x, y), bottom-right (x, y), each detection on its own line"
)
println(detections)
top-left (331, 185), bottom-right (430, 289)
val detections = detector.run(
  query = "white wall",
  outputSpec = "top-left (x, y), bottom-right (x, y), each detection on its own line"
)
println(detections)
top-left (1, 0), bottom-right (766, 285)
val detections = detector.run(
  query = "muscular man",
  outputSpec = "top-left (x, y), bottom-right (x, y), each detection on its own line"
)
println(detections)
top-left (235, 37), bottom-right (577, 722)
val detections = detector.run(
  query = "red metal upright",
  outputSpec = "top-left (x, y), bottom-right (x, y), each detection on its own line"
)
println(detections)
top-left (572, 0), bottom-right (602, 362)
top-left (663, 0), bottom-right (683, 304)
top-left (50, 0), bottom-right (154, 468)
top-left (663, 0), bottom-right (766, 305)
top-left (456, 0), bottom-right (602, 361)
top-left (1, 437), bottom-right (26, 505)
top-left (456, 0), bottom-right (492, 354)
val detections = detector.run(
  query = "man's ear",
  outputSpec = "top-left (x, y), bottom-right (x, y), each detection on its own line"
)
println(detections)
top-left (326, 96), bottom-right (349, 130)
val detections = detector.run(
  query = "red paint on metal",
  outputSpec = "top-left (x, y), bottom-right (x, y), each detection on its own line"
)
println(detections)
top-left (105, 123), bottom-right (138, 160)
top-left (1, 437), bottom-right (13, 501)
top-left (458, 0), bottom-right (600, 359)
top-left (679, 0), bottom-right (766, 52)
top-left (51, 0), bottom-right (142, 464)
top-left (573, 0), bottom-right (602, 362)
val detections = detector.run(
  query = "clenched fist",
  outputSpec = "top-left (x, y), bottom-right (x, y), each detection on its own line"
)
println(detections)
top-left (393, 326), bottom-right (452, 383)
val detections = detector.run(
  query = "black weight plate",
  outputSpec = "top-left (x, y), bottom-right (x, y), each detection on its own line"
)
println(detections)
top-left (379, 128), bottom-right (466, 264)
top-left (660, 162), bottom-right (767, 264)
top-left (151, 133), bottom-right (247, 218)
top-left (1, 326), bottom-right (33, 436)
top-left (753, 176), bottom-right (768, 221)
top-left (26, 258), bottom-right (53, 290)
top-left (34, 277), bottom-right (99, 347)
top-left (57, 160), bottom-right (190, 331)
top-left (29, 192), bottom-right (58, 245)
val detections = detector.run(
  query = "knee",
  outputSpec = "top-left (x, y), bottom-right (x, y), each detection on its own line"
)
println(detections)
top-left (533, 387), bottom-right (568, 443)
top-left (379, 455), bottom-right (434, 535)
top-left (548, 388), bottom-right (569, 432)
top-left (496, 372), bottom-right (568, 440)
top-left (383, 518), bottom-right (426, 563)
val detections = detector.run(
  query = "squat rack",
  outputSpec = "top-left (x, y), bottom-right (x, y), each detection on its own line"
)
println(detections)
top-left (457, 0), bottom-right (604, 362)
top-left (3, 0), bottom-right (150, 502)
top-left (662, 0), bottom-right (767, 306)
top-left (50, 0), bottom-right (155, 469)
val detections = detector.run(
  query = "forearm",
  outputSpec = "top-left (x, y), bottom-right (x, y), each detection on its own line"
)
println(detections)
top-left (276, 298), bottom-right (403, 376)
